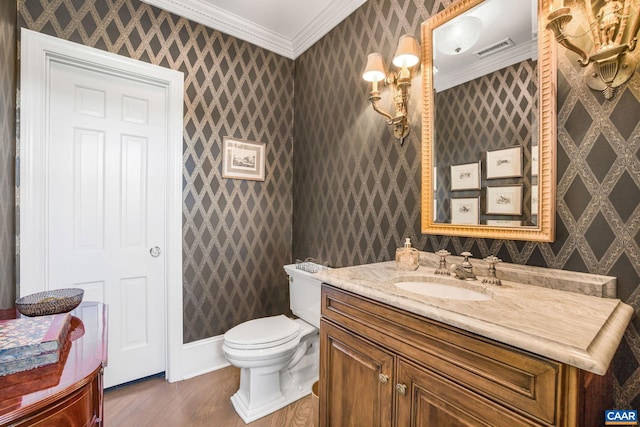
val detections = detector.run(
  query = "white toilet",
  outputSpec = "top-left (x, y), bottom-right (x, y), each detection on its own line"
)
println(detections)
top-left (222, 263), bottom-right (324, 423)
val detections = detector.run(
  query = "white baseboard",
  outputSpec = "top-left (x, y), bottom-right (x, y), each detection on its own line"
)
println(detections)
top-left (179, 335), bottom-right (230, 381)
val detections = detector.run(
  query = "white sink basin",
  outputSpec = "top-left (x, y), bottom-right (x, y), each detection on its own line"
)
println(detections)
top-left (395, 281), bottom-right (491, 301)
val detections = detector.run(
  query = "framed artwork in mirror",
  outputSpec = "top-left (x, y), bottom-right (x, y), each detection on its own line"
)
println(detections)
top-left (486, 146), bottom-right (523, 179)
top-left (486, 219), bottom-right (522, 226)
top-left (451, 197), bottom-right (479, 224)
top-left (222, 137), bottom-right (266, 181)
top-left (450, 161), bottom-right (481, 190)
top-left (486, 185), bottom-right (523, 215)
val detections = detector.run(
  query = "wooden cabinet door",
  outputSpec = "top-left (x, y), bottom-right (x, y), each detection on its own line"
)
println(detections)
top-left (396, 359), bottom-right (543, 427)
top-left (320, 319), bottom-right (394, 427)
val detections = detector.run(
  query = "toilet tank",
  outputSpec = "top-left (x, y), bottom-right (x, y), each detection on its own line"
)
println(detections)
top-left (284, 263), bottom-right (326, 329)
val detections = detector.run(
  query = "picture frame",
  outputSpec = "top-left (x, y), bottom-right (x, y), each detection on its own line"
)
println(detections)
top-left (450, 161), bottom-right (481, 191)
top-left (222, 137), bottom-right (266, 181)
top-left (486, 146), bottom-right (522, 179)
top-left (433, 167), bottom-right (438, 221)
top-left (531, 145), bottom-right (539, 177)
top-left (486, 185), bottom-right (523, 215)
top-left (451, 197), bottom-right (479, 225)
top-left (433, 166), bottom-right (437, 190)
top-left (485, 219), bottom-right (522, 227)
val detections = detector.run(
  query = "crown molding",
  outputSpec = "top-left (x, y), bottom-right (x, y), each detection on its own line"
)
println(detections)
top-left (141, 0), bottom-right (366, 59)
top-left (291, 0), bottom-right (367, 58)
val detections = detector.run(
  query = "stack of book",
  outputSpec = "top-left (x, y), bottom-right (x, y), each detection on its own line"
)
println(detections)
top-left (0, 313), bottom-right (72, 376)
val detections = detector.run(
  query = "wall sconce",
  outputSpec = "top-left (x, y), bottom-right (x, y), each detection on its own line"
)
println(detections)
top-left (362, 34), bottom-right (421, 144)
top-left (546, 0), bottom-right (640, 100)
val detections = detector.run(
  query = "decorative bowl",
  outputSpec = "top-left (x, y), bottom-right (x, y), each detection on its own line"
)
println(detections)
top-left (15, 288), bottom-right (84, 317)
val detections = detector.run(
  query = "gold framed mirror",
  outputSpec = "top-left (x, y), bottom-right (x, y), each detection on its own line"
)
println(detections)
top-left (421, 0), bottom-right (556, 242)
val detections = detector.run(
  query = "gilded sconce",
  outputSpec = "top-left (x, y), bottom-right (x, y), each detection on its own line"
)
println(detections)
top-left (546, 0), bottom-right (640, 99)
top-left (362, 35), bottom-right (421, 144)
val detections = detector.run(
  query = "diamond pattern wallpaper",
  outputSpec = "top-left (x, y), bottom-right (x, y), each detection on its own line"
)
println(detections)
top-left (294, 0), bottom-right (640, 409)
top-left (434, 59), bottom-right (537, 224)
top-left (0, 0), bottom-right (16, 310)
top-left (17, 0), bottom-right (295, 342)
top-left (4, 0), bottom-right (640, 410)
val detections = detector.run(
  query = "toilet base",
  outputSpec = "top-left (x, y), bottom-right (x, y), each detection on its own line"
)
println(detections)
top-left (230, 332), bottom-right (319, 424)
top-left (230, 373), bottom-right (316, 423)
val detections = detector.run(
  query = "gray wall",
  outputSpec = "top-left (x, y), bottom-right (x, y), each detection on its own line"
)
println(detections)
top-left (293, 0), bottom-right (640, 409)
top-left (17, 0), bottom-right (295, 342)
top-left (0, 0), bottom-right (16, 310)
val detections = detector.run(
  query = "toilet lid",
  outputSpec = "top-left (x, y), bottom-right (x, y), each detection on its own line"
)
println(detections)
top-left (224, 315), bottom-right (300, 349)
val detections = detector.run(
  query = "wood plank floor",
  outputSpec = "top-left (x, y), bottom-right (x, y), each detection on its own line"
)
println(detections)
top-left (104, 366), bottom-right (317, 426)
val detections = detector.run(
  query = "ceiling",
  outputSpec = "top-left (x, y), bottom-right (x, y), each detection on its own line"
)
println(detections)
top-left (433, 0), bottom-right (537, 92)
top-left (141, 0), bottom-right (367, 59)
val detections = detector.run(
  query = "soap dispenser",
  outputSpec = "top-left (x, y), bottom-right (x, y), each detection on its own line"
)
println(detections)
top-left (396, 238), bottom-right (419, 270)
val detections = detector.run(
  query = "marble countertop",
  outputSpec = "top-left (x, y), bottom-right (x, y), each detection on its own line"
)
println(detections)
top-left (317, 255), bottom-right (633, 375)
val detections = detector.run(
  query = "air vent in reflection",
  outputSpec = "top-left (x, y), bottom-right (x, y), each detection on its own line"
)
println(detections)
top-left (474, 38), bottom-right (514, 58)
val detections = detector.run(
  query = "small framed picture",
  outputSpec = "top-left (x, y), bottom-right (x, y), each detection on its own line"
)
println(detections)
top-left (531, 145), bottom-right (539, 177)
top-left (222, 137), bottom-right (266, 181)
top-left (450, 161), bottom-right (481, 190)
top-left (486, 185), bottom-right (523, 215)
top-left (451, 197), bottom-right (480, 224)
top-left (433, 166), bottom-right (437, 190)
top-left (486, 146), bottom-right (523, 179)
top-left (485, 219), bottom-right (522, 226)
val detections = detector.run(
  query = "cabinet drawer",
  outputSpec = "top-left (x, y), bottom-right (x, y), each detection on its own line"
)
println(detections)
top-left (15, 382), bottom-right (96, 427)
top-left (322, 285), bottom-right (561, 425)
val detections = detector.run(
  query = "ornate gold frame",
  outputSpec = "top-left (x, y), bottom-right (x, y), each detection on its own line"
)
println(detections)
top-left (421, 0), bottom-right (556, 242)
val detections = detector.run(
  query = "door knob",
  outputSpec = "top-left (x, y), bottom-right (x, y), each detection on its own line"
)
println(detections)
top-left (378, 374), bottom-right (389, 384)
top-left (396, 383), bottom-right (407, 395)
top-left (150, 246), bottom-right (161, 257)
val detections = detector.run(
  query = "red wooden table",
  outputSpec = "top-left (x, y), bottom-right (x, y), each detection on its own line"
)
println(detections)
top-left (0, 302), bottom-right (107, 426)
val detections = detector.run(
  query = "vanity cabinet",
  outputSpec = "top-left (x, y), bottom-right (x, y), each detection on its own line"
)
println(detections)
top-left (319, 285), bottom-right (611, 427)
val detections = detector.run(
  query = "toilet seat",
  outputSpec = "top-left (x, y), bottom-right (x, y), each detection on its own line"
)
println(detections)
top-left (224, 315), bottom-right (300, 350)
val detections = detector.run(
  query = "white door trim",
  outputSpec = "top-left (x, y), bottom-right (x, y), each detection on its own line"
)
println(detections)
top-left (19, 28), bottom-right (184, 383)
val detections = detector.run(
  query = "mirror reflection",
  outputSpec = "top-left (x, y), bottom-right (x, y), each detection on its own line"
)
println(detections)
top-left (433, 0), bottom-right (538, 226)
top-left (421, 0), bottom-right (556, 242)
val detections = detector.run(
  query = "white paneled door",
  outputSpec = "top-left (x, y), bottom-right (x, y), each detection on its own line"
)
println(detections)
top-left (46, 60), bottom-right (167, 388)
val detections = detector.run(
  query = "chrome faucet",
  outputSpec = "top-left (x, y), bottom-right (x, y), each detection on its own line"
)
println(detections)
top-left (450, 251), bottom-right (476, 280)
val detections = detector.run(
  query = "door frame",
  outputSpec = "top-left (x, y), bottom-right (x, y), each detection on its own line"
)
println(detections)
top-left (19, 28), bottom-right (184, 383)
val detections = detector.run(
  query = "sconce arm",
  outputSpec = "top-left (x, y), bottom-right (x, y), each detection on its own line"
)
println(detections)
top-left (546, 8), bottom-right (590, 66)
top-left (368, 90), bottom-right (409, 142)
top-left (368, 91), bottom-right (395, 122)
top-left (365, 68), bottom-right (412, 142)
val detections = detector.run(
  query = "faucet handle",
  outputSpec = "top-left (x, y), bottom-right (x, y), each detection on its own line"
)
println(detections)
top-left (482, 255), bottom-right (502, 286)
top-left (460, 251), bottom-right (473, 268)
top-left (484, 255), bottom-right (501, 266)
top-left (435, 249), bottom-right (451, 275)
top-left (436, 249), bottom-right (451, 257)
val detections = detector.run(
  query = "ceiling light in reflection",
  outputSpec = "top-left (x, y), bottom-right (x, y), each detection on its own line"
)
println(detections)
top-left (436, 15), bottom-right (483, 55)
